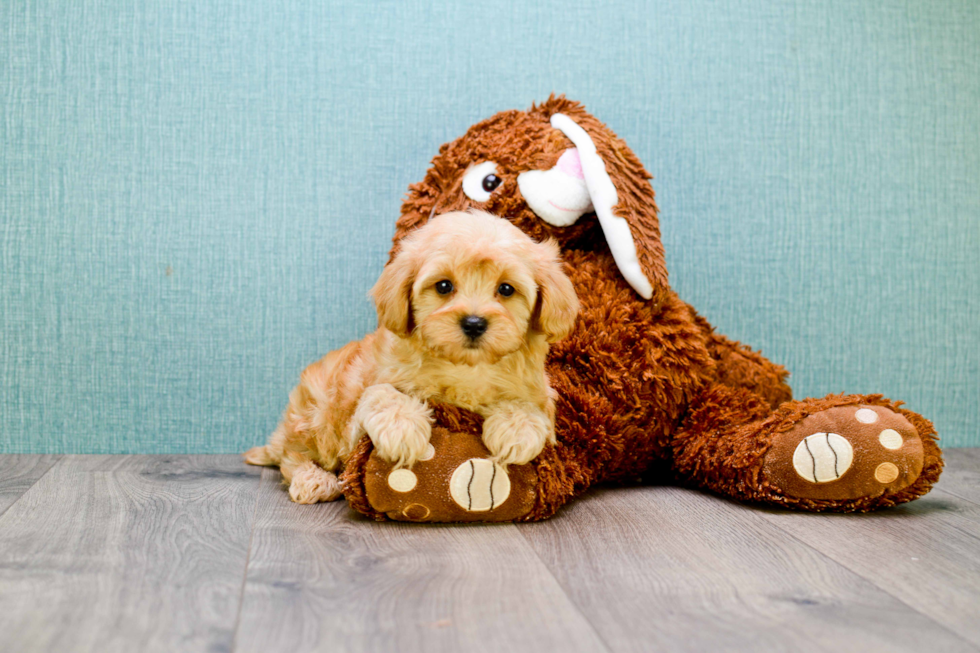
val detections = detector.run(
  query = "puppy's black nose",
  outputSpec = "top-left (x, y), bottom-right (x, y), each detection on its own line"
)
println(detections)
top-left (460, 315), bottom-right (488, 339)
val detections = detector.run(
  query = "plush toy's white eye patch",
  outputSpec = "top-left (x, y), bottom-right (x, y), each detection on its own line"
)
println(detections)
top-left (517, 148), bottom-right (593, 227)
top-left (462, 161), bottom-right (502, 202)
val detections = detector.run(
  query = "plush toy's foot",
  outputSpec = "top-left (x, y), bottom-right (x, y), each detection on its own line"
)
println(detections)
top-left (759, 397), bottom-right (943, 510)
top-left (673, 390), bottom-right (943, 513)
top-left (343, 426), bottom-right (539, 522)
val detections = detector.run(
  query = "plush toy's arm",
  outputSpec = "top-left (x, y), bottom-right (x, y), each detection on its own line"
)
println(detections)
top-left (340, 402), bottom-right (575, 522)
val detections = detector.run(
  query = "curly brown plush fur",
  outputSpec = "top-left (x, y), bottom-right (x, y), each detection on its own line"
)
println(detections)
top-left (338, 96), bottom-right (942, 521)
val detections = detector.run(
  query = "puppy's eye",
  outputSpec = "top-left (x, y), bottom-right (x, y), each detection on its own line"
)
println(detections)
top-left (482, 174), bottom-right (502, 192)
top-left (497, 283), bottom-right (515, 297)
top-left (462, 161), bottom-right (501, 202)
top-left (435, 280), bottom-right (454, 295)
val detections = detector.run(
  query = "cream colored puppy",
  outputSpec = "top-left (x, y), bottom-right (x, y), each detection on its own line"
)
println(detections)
top-left (245, 210), bottom-right (579, 503)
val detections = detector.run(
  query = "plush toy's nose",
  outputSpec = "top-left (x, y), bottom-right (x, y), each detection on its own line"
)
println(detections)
top-left (460, 315), bottom-right (488, 339)
top-left (517, 147), bottom-right (593, 228)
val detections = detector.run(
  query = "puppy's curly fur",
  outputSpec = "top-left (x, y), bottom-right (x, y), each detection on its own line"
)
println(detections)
top-left (245, 210), bottom-right (579, 503)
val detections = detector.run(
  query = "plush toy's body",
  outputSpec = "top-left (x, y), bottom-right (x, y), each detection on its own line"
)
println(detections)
top-left (341, 96), bottom-right (942, 521)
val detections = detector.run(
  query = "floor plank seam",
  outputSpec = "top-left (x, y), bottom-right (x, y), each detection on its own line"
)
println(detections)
top-left (516, 524), bottom-right (617, 653)
top-left (229, 467), bottom-right (266, 653)
top-left (753, 507), bottom-right (980, 649)
top-left (930, 490), bottom-right (980, 541)
top-left (0, 455), bottom-right (63, 520)
top-left (935, 487), bottom-right (980, 510)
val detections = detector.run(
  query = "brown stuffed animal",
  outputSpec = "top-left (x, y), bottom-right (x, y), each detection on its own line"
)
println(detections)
top-left (341, 95), bottom-right (943, 522)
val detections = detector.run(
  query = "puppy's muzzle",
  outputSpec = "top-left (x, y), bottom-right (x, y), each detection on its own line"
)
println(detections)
top-left (460, 315), bottom-right (488, 340)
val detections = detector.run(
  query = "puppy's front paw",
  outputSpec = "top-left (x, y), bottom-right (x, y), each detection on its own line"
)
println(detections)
top-left (354, 384), bottom-right (433, 468)
top-left (288, 462), bottom-right (342, 504)
top-left (482, 404), bottom-right (552, 466)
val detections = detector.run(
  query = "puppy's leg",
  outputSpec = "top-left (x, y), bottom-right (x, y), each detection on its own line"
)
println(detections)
top-left (244, 444), bottom-right (278, 466)
top-left (353, 383), bottom-right (432, 468)
top-left (247, 339), bottom-right (373, 501)
top-left (280, 453), bottom-right (343, 504)
top-left (482, 401), bottom-right (554, 466)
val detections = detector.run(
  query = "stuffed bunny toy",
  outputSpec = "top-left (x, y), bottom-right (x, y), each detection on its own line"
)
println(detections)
top-left (341, 95), bottom-right (942, 522)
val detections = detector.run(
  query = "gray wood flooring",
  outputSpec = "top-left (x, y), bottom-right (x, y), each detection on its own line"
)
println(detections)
top-left (0, 450), bottom-right (978, 653)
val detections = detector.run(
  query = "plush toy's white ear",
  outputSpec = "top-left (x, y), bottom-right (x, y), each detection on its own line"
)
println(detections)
top-left (547, 114), bottom-right (654, 300)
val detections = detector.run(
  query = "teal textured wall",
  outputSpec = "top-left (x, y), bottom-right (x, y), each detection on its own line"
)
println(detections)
top-left (2, 0), bottom-right (978, 453)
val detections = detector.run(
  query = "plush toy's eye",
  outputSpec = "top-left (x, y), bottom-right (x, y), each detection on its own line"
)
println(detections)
top-left (497, 283), bottom-right (515, 297)
top-left (482, 174), bottom-right (502, 192)
top-left (462, 161), bottom-right (501, 202)
top-left (435, 280), bottom-right (454, 295)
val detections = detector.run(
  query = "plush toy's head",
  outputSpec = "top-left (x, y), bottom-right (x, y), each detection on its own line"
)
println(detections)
top-left (393, 95), bottom-right (670, 307)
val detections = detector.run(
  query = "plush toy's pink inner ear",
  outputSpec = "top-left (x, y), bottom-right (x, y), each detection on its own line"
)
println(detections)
top-left (556, 148), bottom-right (584, 179)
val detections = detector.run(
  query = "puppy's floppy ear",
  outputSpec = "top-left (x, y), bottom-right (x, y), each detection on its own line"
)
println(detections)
top-left (371, 250), bottom-right (417, 336)
top-left (531, 239), bottom-right (580, 343)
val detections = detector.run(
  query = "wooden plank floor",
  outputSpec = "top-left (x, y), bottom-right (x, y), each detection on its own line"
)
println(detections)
top-left (0, 450), bottom-right (978, 653)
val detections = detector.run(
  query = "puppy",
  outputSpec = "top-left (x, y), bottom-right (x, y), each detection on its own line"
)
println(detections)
top-left (245, 210), bottom-right (579, 503)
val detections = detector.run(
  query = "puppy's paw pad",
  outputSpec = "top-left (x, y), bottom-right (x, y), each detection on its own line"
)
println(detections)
top-left (765, 404), bottom-right (924, 501)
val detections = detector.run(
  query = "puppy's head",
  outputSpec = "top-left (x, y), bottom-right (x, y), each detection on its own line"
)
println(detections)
top-left (372, 210), bottom-right (579, 365)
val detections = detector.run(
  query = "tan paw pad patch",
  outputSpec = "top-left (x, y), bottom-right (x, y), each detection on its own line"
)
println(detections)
top-left (875, 462), bottom-right (900, 483)
top-left (401, 503), bottom-right (430, 520)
